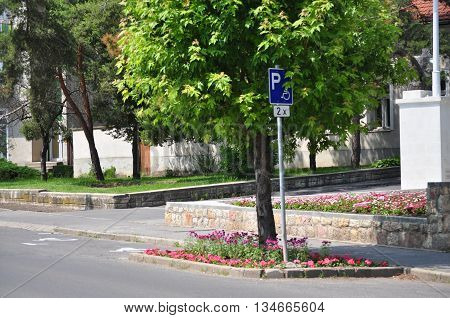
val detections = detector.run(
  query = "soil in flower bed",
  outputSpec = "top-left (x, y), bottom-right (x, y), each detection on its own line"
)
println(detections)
top-left (232, 191), bottom-right (426, 216)
top-left (144, 231), bottom-right (389, 269)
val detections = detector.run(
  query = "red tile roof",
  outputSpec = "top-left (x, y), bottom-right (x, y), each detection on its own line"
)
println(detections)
top-left (408, 0), bottom-right (450, 22)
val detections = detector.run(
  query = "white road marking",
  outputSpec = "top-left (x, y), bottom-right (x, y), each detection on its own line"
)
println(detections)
top-left (33, 237), bottom-right (78, 242)
top-left (22, 243), bottom-right (48, 246)
top-left (110, 247), bottom-right (147, 253)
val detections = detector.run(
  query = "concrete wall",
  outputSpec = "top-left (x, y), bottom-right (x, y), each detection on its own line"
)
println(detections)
top-left (72, 129), bottom-right (133, 177)
top-left (73, 128), bottom-right (219, 177)
top-left (7, 120), bottom-right (32, 164)
top-left (150, 142), bottom-right (218, 176)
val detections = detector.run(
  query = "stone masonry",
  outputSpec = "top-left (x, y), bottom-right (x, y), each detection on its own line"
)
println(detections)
top-left (165, 202), bottom-right (429, 249)
top-left (165, 182), bottom-right (450, 251)
top-left (0, 167), bottom-right (399, 210)
top-left (425, 183), bottom-right (450, 251)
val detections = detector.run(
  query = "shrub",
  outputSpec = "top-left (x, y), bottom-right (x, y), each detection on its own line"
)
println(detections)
top-left (51, 164), bottom-right (73, 178)
top-left (104, 166), bottom-right (117, 179)
top-left (0, 159), bottom-right (39, 180)
top-left (371, 157), bottom-right (400, 168)
top-left (218, 144), bottom-right (252, 177)
top-left (193, 147), bottom-right (217, 174)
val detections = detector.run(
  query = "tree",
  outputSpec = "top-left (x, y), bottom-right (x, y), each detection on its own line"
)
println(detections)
top-left (117, 0), bottom-right (410, 243)
top-left (0, 0), bottom-right (69, 180)
top-left (395, 0), bottom-right (450, 89)
top-left (95, 33), bottom-right (141, 179)
top-left (0, 0), bottom-right (122, 181)
top-left (54, 0), bottom-right (122, 181)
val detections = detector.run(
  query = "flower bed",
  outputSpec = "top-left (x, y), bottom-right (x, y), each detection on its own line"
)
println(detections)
top-left (144, 230), bottom-right (388, 269)
top-left (233, 191), bottom-right (426, 216)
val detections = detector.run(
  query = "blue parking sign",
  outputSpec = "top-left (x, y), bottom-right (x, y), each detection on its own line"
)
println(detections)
top-left (268, 68), bottom-right (293, 105)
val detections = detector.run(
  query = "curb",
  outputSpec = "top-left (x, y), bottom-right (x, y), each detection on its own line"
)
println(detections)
top-left (408, 268), bottom-right (450, 284)
top-left (0, 220), bottom-right (182, 247)
top-left (54, 228), bottom-right (182, 246)
top-left (128, 253), bottom-right (405, 279)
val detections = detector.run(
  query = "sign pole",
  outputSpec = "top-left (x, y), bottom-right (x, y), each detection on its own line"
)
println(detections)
top-left (277, 114), bottom-right (288, 263)
top-left (274, 65), bottom-right (288, 263)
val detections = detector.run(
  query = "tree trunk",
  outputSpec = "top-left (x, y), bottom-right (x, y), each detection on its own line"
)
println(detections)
top-left (254, 132), bottom-right (277, 245)
top-left (350, 116), bottom-right (361, 169)
top-left (308, 138), bottom-right (318, 172)
top-left (309, 152), bottom-right (317, 172)
top-left (132, 122), bottom-right (141, 180)
top-left (40, 135), bottom-right (49, 181)
top-left (56, 68), bottom-right (104, 181)
top-left (86, 130), bottom-right (104, 181)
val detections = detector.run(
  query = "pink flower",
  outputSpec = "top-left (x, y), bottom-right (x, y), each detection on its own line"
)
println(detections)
top-left (307, 260), bottom-right (315, 268)
top-left (364, 259), bottom-right (373, 266)
top-left (347, 258), bottom-right (355, 265)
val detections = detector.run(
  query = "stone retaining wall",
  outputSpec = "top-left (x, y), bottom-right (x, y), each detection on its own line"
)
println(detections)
top-left (0, 167), bottom-right (399, 210)
top-left (0, 189), bottom-right (116, 210)
top-left (165, 201), bottom-right (429, 249)
top-left (425, 183), bottom-right (450, 251)
top-left (163, 182), bottom-right (450, 251)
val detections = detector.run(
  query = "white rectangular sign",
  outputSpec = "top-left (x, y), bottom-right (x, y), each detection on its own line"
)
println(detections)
top-left (273, 105), bottom-right (290, 117)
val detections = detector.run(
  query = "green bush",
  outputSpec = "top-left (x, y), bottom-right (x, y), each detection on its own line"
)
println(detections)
top-left (104, 166), bottom-right (117, 179)
top-left (193, 148), bottom-right (217, 174)
top-left (0, 159), bottom-right (40, 180)
top-left (371, 157), bottom-right (400, 168)
top-left (52, 164), bottom-right (74, 178)
top-left (218, 144), bottom-right (252, 178)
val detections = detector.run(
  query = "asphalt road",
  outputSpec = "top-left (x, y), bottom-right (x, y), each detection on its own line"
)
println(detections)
top-left (1, 227), bottom-right (449, 298)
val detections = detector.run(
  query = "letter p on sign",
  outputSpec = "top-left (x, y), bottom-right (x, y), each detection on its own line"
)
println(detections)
top-left (271, 73), bottom-right (281, 90)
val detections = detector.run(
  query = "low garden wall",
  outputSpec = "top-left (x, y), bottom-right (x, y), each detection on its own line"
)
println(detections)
top-left (165, 182), bottom-right (450, 251)
top-left (0, 167), bottom-right (399, 210)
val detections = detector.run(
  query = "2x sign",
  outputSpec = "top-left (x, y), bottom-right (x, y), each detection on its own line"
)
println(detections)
top-left (273, 105), bottom-right (290, 117)
top-left (268, 68), bottom-right (293, 106)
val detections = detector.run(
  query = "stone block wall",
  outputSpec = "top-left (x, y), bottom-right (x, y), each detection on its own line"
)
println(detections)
top-left (0, 167), bottom-right (399, 210)
top-left (0, 189), bottom-right (116, 210)
top-left (165, 202), bottom-right (429, 249)
top-left (425, 183), bottom-right (450, 251)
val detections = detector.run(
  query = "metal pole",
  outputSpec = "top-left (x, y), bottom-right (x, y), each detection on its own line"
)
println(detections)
top-left (432, 0), bottom-right (441, 97)
top-left (277, 115), bottom-right (288, 263)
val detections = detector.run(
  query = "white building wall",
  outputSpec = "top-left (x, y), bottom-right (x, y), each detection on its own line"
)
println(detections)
top-left (72, 129), bottom-right (133, 177)
top-left (150, 142), bottom-right (218, 176)
top-left (7, 120), bottom-right (32, 164)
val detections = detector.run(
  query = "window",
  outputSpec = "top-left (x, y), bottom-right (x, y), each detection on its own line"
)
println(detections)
top-left (365, 85), bottom-right (394, 130)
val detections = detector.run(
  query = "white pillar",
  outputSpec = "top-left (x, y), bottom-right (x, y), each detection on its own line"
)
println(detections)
top-left (432, 0), bottom-right (441, 97)
top-left (397, 91), bottom-right (450, 189)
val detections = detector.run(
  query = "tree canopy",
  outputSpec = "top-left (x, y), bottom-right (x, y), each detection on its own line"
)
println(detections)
top-left (117, 0), bottom-right (412, 242)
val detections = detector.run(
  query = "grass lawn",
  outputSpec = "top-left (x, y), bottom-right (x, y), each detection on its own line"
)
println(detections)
top-left (0, 165), bottom-right (373, 194)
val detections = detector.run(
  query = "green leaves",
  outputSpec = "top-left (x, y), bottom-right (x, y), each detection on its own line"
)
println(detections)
top-left (116, 0), bottom-right (409, 150)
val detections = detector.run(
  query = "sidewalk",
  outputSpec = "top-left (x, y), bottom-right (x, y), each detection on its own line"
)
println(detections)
top-left (1, 201), bottom-right (449, 283)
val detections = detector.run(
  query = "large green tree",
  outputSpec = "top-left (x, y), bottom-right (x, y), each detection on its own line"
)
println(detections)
top-left (117, 0), bottom-right (409, 243)
top-left (55, 0), bottom-right (122, 181)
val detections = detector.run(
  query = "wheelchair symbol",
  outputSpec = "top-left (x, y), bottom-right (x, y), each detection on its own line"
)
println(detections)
top-left (281, 89), bottom-right (291, 101)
